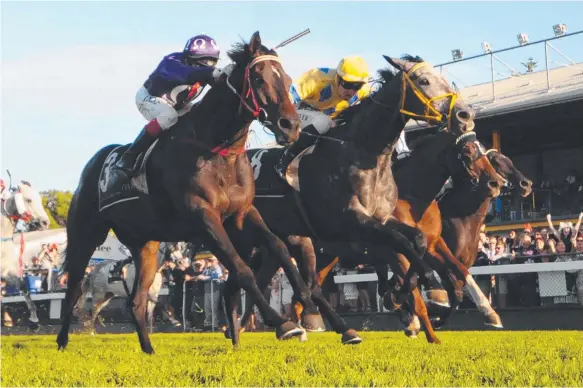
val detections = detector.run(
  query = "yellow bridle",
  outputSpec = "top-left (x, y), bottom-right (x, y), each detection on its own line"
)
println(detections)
top-left (399, 62), bottom-right (458, 130)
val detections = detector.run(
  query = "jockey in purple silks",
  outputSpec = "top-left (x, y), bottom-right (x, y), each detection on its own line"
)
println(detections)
top-left (111, 34), bottom-right (236, 179)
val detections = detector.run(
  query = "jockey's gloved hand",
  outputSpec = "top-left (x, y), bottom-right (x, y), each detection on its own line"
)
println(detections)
top-left (212, 63), bottom-right (236, 81)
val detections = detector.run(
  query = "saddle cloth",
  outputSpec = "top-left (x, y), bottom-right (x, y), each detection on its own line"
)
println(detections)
top-left (97, 140), bottom-right (158, 212)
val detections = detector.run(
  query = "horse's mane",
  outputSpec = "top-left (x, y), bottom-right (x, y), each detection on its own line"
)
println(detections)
top-left (227, 42), bottom-right (277, 65)
top-left (335, 54), bottom-right (425, 123)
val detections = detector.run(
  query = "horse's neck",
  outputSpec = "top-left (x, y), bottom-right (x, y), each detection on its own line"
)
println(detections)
top-left (442, 190), bottom-right (491, 244)
top-left (345, 82), bottom-right (405, 156)
top-left (184, 82), bottom-right (247, 147)
top-left (0, 198), bottom-right (15, 240)
top-left (395, 138), bottom-right (453, 209)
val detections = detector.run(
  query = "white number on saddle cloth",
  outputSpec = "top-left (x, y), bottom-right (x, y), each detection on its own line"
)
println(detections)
top-left (100, 151), bottom-right (119, 193)
top-left (250, 149), bottom-right (268, 180)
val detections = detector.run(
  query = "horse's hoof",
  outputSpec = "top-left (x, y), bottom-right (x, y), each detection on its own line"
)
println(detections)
top-left (424, 289), bottom-right (450, 308)
top-left (56, 333), bottom-right (68, 351)
top-left (428, 336), bottom-right (441, 345)
top-left (397, 309), bottom-right (411, 326)
top-left (300, 313), bottom-right (325, 332)
top-left (404, 328), bottom-right (419, 339)
top-left (484, 312), bottom-right (503, 328)
top-left (341, 329), bottom-right (362, 345)
top-left (141, 346), bottom-right (155, 355)
top-left (28, 320), bottom-right (40, 332)
top-left (223, 329), bottom-right (231, 340)
top-left (299, 331), bottom-right (308, 343)
top-left (276, 321), bottom-right (305, 340)
top-left (383, 292), bottom-right (403, 311)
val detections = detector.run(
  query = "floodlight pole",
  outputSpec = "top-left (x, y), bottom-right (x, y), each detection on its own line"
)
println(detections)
top-left (490, 53), bottom-right (496, 101)
top-left (544, 42), bottom-right (551, 91)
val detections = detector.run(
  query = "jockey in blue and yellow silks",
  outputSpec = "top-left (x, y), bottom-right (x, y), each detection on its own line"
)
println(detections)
top-left (275, 55), bottom-right (410, 178)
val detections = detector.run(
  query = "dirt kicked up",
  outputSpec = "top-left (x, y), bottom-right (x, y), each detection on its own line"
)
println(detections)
top-left (2, 331), bottom-right (582, 387)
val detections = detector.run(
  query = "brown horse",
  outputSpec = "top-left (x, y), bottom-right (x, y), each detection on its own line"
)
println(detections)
top-left (424, 149), bottom-right (533, 329)
top-left (240, 55), bottom-right (479, 344)
top-left (56, 32), bottom-right (320, 354)
top-left (294, 130), bottom-right (504, 343)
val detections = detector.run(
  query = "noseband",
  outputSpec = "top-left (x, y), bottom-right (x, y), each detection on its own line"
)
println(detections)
top-left (399, 62), bottom-right (458, 130)
top-left (225, 55), bottom-right (282, 125)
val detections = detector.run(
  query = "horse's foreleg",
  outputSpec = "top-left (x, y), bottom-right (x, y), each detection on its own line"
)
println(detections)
top-left (194, 207), bottom-right (303, 342)
top-left (20, 281), bottom-right (39, 329)
top-left (245, 207), bottom-right (323, 332)
top-left (464, 274), bottom-right (503, 328)
top-left (90, 292), bottom-right (115, 335)
top-left (354, 216), bottom-right (448, 308)
top-left (392, 253), bottom-right (441, 344)
top-left (432, 237), bottom-right (468, 302)
top-left (129, 241), bottom-right (159, 354)
top-left (222, 277), bottom-right (241, 345)
top-left (239, 254), bottom-right (279, 330)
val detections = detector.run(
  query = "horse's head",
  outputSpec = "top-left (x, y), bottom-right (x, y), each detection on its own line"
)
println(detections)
top-left (226, 32), bottom-right (300, 145)
top-left (13, 181), bottom-right (50, 230)
top-left (383, 55), bottom-right (475, 135)
top-left (445, 133), bottom-right (505, 198)
top-left (486, 149), bottom-right (533, 197)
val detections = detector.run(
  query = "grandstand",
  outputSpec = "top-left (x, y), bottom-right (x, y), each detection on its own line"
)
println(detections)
top-left (405, 30), bottom-right (583, 231)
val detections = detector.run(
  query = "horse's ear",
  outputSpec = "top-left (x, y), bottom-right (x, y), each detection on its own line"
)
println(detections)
top-left (383, 55), bottom-right (413, 73)
top-left (249, 31), bottom-right (262, 55)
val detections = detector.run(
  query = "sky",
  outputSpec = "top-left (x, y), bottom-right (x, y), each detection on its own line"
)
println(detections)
top-left (2, 1), bottom-right (583, 191)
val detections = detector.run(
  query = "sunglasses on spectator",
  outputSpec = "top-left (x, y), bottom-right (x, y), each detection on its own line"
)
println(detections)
top-left (338, 77), bottom-right (365, 91)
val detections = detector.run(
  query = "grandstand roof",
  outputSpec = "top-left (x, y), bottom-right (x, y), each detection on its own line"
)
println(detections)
top-left (406, 62), bottom-right (583, 131)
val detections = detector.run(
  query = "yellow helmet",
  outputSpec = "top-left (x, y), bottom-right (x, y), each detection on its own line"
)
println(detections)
top-left (336, 56), bottom-right (370, 83)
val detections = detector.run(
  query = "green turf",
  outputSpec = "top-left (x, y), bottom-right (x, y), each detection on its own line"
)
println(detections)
top-left (2, 331), bottom-right (582, 387)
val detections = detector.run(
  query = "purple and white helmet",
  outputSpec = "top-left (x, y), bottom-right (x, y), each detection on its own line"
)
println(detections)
top-left (183, 34), bottom-right (220, 61)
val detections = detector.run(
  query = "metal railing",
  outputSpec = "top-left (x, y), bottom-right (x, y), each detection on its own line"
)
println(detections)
top-left (435, 30), bottom-right (583, 103)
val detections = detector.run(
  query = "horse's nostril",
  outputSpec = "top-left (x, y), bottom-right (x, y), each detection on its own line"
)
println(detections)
top-left (456, 110), bottom-right (470, 121)
top-left (277, 118), bottom-right (292, 131)
top-left (520, 180), bottom-right (530, 188)
top-left (488, 181), bottom-right (500, 189)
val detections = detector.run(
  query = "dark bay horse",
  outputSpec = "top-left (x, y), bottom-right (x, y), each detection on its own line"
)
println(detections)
top-left (292, 130), bottom-right (505, 343)
top-left (241, 55), bottom-right (477, 344)
top-left (426, 149), bottom-right (532, 329)
top-left (56, 32), bottom-right (317, 354)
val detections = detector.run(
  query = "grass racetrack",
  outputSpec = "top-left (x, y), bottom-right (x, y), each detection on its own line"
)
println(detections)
top-left (2, 331), bottom-right (582, 387)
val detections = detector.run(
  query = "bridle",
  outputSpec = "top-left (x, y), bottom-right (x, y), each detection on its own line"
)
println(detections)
top-left (370, 61), bottom-right (459, 131)
top-left (225, 54), bottom-right (282, 125)
top-left (399, 62), bottom-right (458, 130)
top-left (208, 55), bottom-right (282, 156)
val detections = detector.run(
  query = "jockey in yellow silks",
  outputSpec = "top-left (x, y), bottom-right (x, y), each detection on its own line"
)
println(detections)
top-left (275, 55), bottom-right (410, 178)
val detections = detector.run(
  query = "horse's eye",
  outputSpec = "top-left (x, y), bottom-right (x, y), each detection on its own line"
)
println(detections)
top-left (418, 78), bottom-right (430, 86)
top-left (254, 78), bottom-right (265, 87)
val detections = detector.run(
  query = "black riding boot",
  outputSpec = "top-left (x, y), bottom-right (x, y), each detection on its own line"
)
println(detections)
top-left (275, 124), bottom-right (319, 179)
top-left (114, 126), bottom-right (159, 176)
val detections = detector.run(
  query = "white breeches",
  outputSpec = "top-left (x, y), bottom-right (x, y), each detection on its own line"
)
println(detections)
top-left (395, 130), bottom-right (411, 158)
top-left (136, 86), bottom-right (195, 130)
top-left (296, 109), bottom-right (334, 135)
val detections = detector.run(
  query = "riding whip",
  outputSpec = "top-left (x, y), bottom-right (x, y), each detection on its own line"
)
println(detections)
top-left (274, 29), bottom-right (311, 49)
